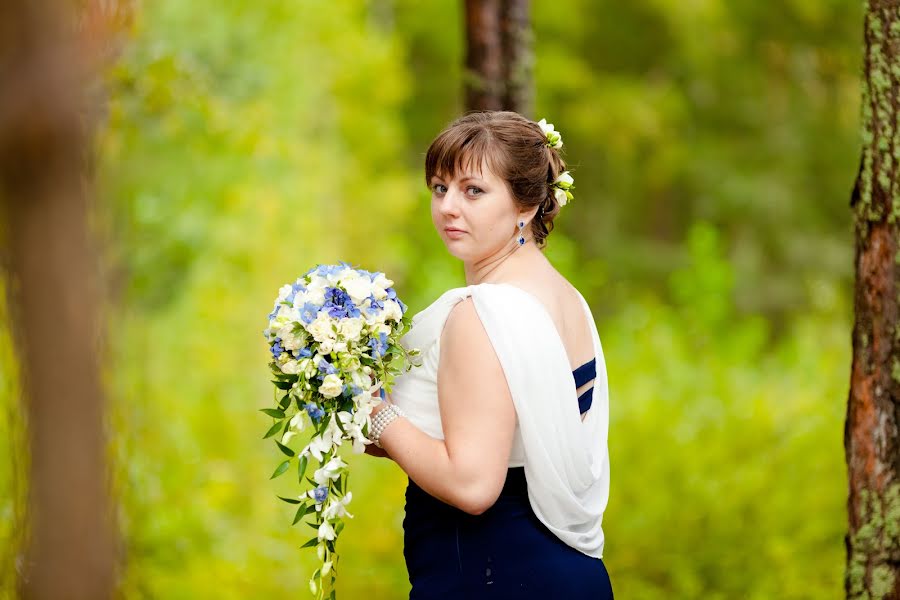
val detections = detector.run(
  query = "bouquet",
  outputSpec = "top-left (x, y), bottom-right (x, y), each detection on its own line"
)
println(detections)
top-left (261, 262), bottom-right (419, 598)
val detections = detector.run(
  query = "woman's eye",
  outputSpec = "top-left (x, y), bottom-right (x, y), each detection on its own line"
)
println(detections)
top-left (467, 186), bottom-right (483, 196)
top-left (432, 183), bottom-right (447, 194)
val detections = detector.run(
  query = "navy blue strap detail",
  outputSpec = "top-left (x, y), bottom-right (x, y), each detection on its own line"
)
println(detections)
top-left (572, 357), bottom-right (596, 389)
top-left (578, 387), bottom-right (593, 414)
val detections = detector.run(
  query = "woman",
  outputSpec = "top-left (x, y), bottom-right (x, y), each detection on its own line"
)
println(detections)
top-left (365, 111), bottom-right (613, 598)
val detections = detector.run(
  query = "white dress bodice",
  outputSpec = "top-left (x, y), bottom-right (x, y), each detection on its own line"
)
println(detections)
top-left (389, 282), bottom-right (610, 559)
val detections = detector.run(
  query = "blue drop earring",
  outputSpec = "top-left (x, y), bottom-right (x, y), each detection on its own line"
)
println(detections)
top-left (517, 220), bottom-right (526, 246)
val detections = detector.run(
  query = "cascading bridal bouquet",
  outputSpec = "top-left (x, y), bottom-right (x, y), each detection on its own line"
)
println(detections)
top-left (262, 263), bottom-right (420, 598)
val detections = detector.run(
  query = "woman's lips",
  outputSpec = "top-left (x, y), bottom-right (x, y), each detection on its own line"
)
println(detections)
top-left (444, 227), bottom-right (466, 239)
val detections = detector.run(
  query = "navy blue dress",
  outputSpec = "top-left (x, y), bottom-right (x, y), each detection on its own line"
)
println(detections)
top-left (402, 358), bottom-right (614, 599)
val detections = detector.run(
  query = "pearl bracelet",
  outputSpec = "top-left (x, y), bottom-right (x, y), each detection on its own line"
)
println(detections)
top-left (369, 403), bottom-right (405, 448)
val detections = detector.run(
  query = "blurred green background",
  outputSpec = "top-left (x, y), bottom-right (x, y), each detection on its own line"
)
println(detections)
top-left (0, 0), bottom-right (858, 597)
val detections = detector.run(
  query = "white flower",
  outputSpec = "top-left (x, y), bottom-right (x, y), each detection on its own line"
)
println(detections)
top-left (319, 373), bottom-right (343, 398)
top-left (276, 283), bottom-right (294, 303)
top-left (555, 171), bottom-right (574, 188)
top-left (554, 187), bottom-right (568, 206)
top-left (339, 317), bottom-right (364, 342)
top-left (323, 491), bottom-right (354, 520)
top-left (538, 118), bottom-right (563, 148)
top-left (313, 456), bottom-right (347, 486)
top-left (306, 313), bottom-right (337, 344)
top-left (289, 411), bottom-right (306, 432)
top-left (342, 277), bottom-right (373, 304)
top-left (302, 415), bottom-right (344, 461)
top-left (382, 300), bottom-right (403, 322)
top-left (371, 273), bottom-right (393, 300)
top-left (317, 520), bottom-right (336, 542)
top-left (281, 430), bottom-right (297, 444)
top-left (280, 359), bottom-right (300, 374)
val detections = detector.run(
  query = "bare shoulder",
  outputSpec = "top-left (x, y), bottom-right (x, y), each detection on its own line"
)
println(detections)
top-left (439, 297), bottom-right (502, 373)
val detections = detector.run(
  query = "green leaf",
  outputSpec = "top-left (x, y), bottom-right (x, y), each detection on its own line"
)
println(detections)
top-left (270, 459), bottom-right (291, 479)
top-left (292, 503), bottom-right (307, 525)
top-left (335, 521), bottom-right (345, 536)
top-left (275, 440), bottom-right (295, 457)
top-left (304, 504), bottom-right (317, 516)
top-left (263, 421), bottom-right (283, 439)
top-left (306, 521), bottom-right (319, 531)
top-left (271, 380), bottom-right (293, 390)
top-left (279, 394), bottom-right (291, 410)
top-left (334, 477), bottom-right (343, 495)
top-left (278, 495), bottom-right (302, 505)
top-left (301, 537), bottom-right (318, 548)
top-left (260, 407), bottom-right (286, 418)
top-left (282, 418), bottom-right (292, 434)
top-left (298, 455), bottom-right (309, 481)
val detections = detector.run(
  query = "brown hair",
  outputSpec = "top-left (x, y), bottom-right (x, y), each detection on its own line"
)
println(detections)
top-left (424, 110), bottom-right (569, 249)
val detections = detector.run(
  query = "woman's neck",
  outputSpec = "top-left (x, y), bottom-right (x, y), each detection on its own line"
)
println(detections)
top-left (464, 240), bottom-right (545, 286)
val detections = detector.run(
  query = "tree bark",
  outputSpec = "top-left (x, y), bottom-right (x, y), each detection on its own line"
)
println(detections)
top-left (846, 1), bottom-right (900, 598)
top-left (464, 0), bottom-right (533, 114)
top-left (0, 1), bottom-right (117, 598)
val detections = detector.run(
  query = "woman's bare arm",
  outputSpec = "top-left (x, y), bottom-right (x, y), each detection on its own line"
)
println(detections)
top-left (373, 298), bottom-right (516, 515)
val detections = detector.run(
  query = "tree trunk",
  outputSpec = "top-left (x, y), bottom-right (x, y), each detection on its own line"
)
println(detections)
top-left (0, 1), bottom-right (117, 598)
top-left (846, 1), bottom-right (900, 598)
top-left (464, 0), bottom-right (533, 115)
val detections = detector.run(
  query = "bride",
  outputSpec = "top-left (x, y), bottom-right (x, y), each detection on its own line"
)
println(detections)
top-left (364, 110), bottom-right (614, 598)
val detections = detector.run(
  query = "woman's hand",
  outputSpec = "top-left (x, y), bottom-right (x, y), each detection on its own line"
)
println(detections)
top-left (364, 442), bottom-right (391, 459)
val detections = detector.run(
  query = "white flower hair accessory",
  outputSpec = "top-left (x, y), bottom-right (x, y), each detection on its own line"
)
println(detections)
top-left (552, 170), bottom-right (574, 206)
top-left (538, 118), bottom-right (563, 149)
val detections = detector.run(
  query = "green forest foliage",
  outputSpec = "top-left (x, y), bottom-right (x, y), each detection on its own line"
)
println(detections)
top-left (1, 0), bottom-right (858, 597)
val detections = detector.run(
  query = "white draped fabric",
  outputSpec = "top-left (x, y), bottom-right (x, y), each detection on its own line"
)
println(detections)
top-left (389, 282), bottom-right (610, 559)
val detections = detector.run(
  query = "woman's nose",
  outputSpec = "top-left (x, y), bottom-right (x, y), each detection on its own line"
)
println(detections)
top-left (437, 188), bottom-right (461, 216)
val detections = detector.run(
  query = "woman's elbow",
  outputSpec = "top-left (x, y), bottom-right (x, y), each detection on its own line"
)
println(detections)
top-left (454, 482), bottom-right (502, 516)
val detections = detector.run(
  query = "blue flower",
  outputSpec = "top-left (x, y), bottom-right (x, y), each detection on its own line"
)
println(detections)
top-left (366, 294), bottom-right (385, 314)
top-left (297, 347), bottom-right (312, 358)
top-left (323, 286), bottom-right (360, 319)
top-left (312, 485), bottom-right (328, 504)
top-left (386, 287), bottom-right (397, 300)
top-left (267, 302), bottom-right (280, 321)
top-left (318, 359), bottom-right (337, 375)
top-left (270, 338), bottom-right (284, 359)
top-left (305, 402), bottom-right (326, 422)
top-left (368, 332), bottom-right (389, 359)
top-left (285, 282), bottom-right (305, 306)
top-left (299, 302), bottom-right (320, 324)
top-left (313, 264), bottom-right (345, 278)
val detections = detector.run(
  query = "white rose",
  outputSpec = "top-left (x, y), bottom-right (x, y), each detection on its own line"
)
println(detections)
top-left (554, 187), bottom-right (568, 206)
top-left (371, 273), bottom-right (393, 300)
top-left (383, 299), bottom-right (403, 322)
top-left (307, 313), bottom-right (336, 343)
top-left (319, 373), bottom-right (343, 398)
top-left (319, 338), bottom-right (335, 354)
top-left (276, 283), bottom-right (294, 303)
top-left (556, 171), bottom-right (574, 187)
top-left (343, 277), bottom-right (373, 304)
top-left (339, 317), bottom-right (364, 342)
top-left (280, 360), bottom-right (300, 374)
top-left (280, 330), bottom-right (304, 352)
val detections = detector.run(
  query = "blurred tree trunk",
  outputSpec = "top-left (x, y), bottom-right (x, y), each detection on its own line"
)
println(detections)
top-left (0, 1), bottom-right (119, 598)
top-left (464, 0), bottom-right (533, 115)
top-left (846, 1), bottom-right (900, 598)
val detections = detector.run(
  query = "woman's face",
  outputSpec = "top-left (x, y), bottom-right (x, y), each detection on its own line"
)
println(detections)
top-left (429, 159), bottom-right (526, 262)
